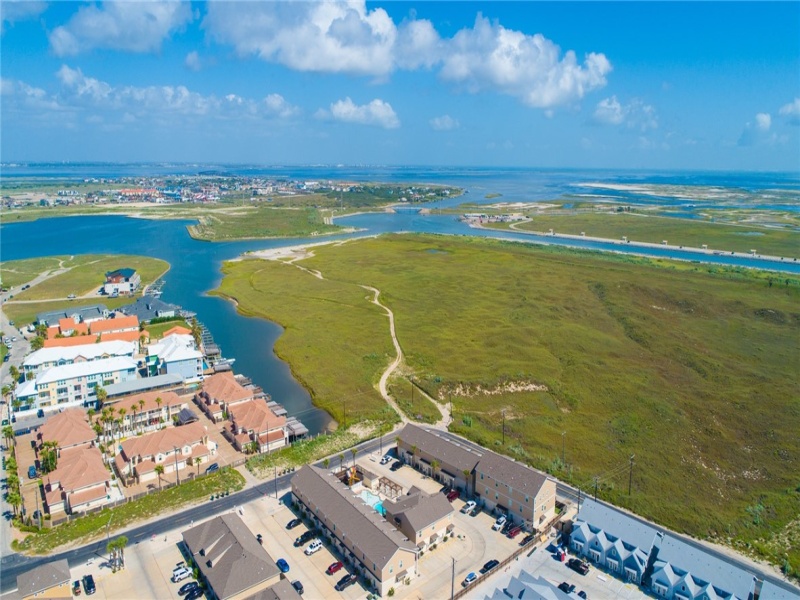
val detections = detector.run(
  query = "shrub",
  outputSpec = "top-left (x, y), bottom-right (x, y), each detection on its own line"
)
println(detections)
top-left (388, 588), bottom-right (395, 597)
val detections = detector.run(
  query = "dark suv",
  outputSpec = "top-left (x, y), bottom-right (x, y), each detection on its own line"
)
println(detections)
top-left (82, 574), bottom-right (96, 595)
top-left (567, 557), bottom-right (590, 575)
top-left (294, 530), bottom-right (316, 547)
top-left (335, 573), bottom-right (358, 591)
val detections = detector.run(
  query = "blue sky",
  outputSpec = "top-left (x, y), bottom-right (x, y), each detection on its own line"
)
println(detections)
top-left (1, 1), bottom-right (798, 170)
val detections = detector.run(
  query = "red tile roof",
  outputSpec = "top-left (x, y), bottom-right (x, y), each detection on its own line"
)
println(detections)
top-left (90, 316), bottom-right (140, 334)
top-left (118, 422), bottom-right (207, 462)
top-left (202, 372), bottom-right (253, 405)
top-left (38, 408), bottom-right (95, 451)
top-left (109, 390), bottom-right (185, 414)
top-left (101, 329), bottom-right (148, 343)
top-left (44, 335), bottom-right (99, 348)
top-left (229, 400), bottom-right (285, 435)
top-left (46, 446), bottom-right (109, 494)
top-left (163, 325), bottom-right (191, 338)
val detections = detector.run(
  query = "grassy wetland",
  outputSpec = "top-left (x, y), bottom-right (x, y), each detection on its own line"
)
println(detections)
top-left (215, 233), bottom-right (800, 574)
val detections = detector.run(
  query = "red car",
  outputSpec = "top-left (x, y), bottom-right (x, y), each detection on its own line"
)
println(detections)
top-left (327, 561), bottom-right (344, 575)
top-left (507, 525), bottom-right (523, 538)
top-left (445, 489), bottom-right (459, 502)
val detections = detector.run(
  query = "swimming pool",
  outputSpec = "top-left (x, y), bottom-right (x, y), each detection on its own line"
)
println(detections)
top-left (360, 490), bottom-right (385, 516)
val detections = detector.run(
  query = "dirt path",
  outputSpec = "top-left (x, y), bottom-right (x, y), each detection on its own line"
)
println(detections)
top-left (272, 249), bottom-right (451, 428)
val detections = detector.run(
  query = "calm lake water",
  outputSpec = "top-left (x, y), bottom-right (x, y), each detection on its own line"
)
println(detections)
top-left (2, 166), bottom-right (798, 433)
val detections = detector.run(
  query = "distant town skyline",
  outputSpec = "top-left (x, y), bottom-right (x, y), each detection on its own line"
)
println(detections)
top-left (1, 1), bottom-right (798, 171)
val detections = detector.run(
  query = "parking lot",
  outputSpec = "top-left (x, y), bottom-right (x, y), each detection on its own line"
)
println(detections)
top-left (466, 539), bottom-right (650, 600)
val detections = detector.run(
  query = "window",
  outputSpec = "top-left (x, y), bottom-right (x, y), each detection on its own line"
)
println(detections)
top-left (525, 496), bottom-right (529, 503)
top-left (399, 561), bottom-right (403, 568)
top-left (480, 473), bottom-right (484, 480)
top-left (57, 387), bottom-right (68, 396)
top-left (389, 567), bottom-right (393, 574)
top-left (57, 380), bottom-right (66, 386)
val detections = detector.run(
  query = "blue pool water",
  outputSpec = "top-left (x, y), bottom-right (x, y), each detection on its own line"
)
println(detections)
top-left (360, 490), bottom-right (385, 515)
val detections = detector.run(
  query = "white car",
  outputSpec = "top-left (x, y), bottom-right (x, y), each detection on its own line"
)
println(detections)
top-left (461, 500), bottom-right (477, 514)
top-left (304, 540), bottom-right (323, 555)
top-left (492, 515), bottom-right (507, 531)
top-left (172, 567), bottom-right (191, 583)
top-left (380, 454), bottom-right (392, 465)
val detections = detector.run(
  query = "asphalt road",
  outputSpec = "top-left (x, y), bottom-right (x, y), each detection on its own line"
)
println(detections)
top-left (1, 430), bottom-right (797, 596)
top-left (0, 433), bottom-right (388, 593)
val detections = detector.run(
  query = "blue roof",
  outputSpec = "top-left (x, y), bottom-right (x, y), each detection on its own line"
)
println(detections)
top-left (654, 535), bottom-right (756, 600)
top-left (575, 498), bottom-right (660, 553)
top-left (758, 581), bottom-right (800, 600)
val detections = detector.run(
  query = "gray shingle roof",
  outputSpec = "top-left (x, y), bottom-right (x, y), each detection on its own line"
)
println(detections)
top-left (485, 570), bottom-right (572, 600)
top-left (104, 373), bottom-right (184, 398)
top-left (244, 579), bottom-right (302, 600)
top-left (16, 558), bottom-right (70, 597)
top-left (575, 498), bottom-right (660, 552)
top-left (36, 304), bottom-right (108, 326)
top-left (120, 295), bottom-right (180, 322)
top-left (291, 465), bottom-right (415, 570)
top-left (399, 424), bottom-right (482, 473)
top-left (654, 535), bottom-right (756, 600)
top-left (383, 488), bottom-right (454, 533)
top-left (474, 451), bottom-right (550, 498)
top-left (182, 514), bottom-right (280, 600)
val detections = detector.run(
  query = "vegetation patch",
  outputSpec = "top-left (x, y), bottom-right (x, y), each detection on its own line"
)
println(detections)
top-left (217, 233), bottom-right (799, 572)
top-left (12, 468), bottom-right (244, 555)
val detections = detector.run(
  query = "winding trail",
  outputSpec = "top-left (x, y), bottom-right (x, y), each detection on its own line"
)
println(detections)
top-left (275, 251), bottom-right (451, 428)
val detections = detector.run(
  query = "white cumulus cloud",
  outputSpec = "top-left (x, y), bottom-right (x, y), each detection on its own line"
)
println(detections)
top-left (779, 98), bottom-right (800, 124)
top-left (593, 96), bottom-right (657, 131)
top-left (440, 14), bottom-right (611, 108)
top-left (49, 1), bottom-right (193, 56)
top-left (323, 97), bottom-right (400, 129)
top-left (203, 3), bottom-right (610, 110)
top-left (185, 51), bottom-right (202, 71)
top-left (1, 1), bottom-right (47, 33)
top-left (203, 1), bottom-right (399, 77)
top-left (429, 115), bottom-right (460, 131)
top-left (264, 93), bottom-right (300, 118)
top-left (755, 112), bottom-right (771, 131)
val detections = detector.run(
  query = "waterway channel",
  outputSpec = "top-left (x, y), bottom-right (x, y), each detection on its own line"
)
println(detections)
top-left (2, 208), bottom-right (798, 435)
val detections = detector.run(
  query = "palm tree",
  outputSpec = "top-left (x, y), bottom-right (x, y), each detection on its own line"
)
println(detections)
top-left (155, 397), bottom-right (163, 424)
top-left (8, 365), bottom-right (19, 385)
top-left (463, 469), bottom-right (472, 497)
top-left (137, 399), bottom-right (145, 433)
top-left (339, 453), bottom-right (345, 473)
top-left (155, 464), bottom-right (165, 490)
top-left (431, 459), bottom-right (441, 482)
top-left (87, 408), bottom-right (96, 424)
top-left (350, 447), bottom-right (358, 469)
top-left (40, 440), bottom-right (59, 473)
top-left (6, 491), bottom-right (21, 516)
top-left (410, 444), bottom-right (418, 467)
top-left (2, 424), bottom-right (13, 446)
top-left (95, 385), bottom-right (108, 409)
top-left (323, 457), bottom-right (330, 470)
top-left (117, 408), bottom-right (127, 439)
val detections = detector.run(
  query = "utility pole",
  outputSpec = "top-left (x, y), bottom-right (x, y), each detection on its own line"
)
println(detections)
top-left (501, 409), bottom-right (506, 445)
top-left (628, 454), bottom-right (635, 496)
top-left (174, 446), bottom-right (180, 486)
top-left (450, 558), bottom-right (455, 600)
top-left (274, 465), bottom-right (278, 499)
top-left (561, 431), bottom-right (566, 465)
top-left (593, 476), bottom-right (599, 501)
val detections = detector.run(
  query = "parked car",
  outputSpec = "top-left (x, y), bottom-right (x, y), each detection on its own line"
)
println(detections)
top-left (445, 489), bottom-right (459, 502)
top-left (567, 558), bottom-right (590, 576)
top-left (390, 461), bottom-right (403, 471)
top-left (461, 500), bottom-right (476, 514)
top-left (578, 592), bottom-right (588, 599)
top-left (327, 561), bottom-right (344, 575)
top-left (480, 559), bottom-right (499, 574)
top-left (204, 463), bottom-right (219, 474)
top-left (276, 558), bottom-right (290, 573)
top-left (520, 534), bottom-right (535, 546)
top-left (185, 588), bottom-right (204, 600)
top-left (507, 525), bottom-right (523, 539)
top-left (558, 582), bottom-right (576, 594)
top-left (380, 454), bottom-right (392, 465)
top-left (292, 580), bottom-right (304, 595)
top-left (178, 582), bottom-right (199, 596)
top-left (470, 505), bottom-right (481, 517)
top-left (172, 567), bottom-right (191, 583)
top-left (73, 580), bottom-right (82, 596)
top-left (82, 574), bottom-right (96, 595)
top-left (334, 574), bottom-right (358, 591)
top-left (286, 518), bottom-right (302, 529)
top-left (462, 572), bottom-right (477, 587)
top-left (304, 540), bottom-right (323, 555)
top-left (27, 465), bottom-right (37, 479)
top-left (492, 515), bottom-right (507, 531)
top-left (294, 531), bottom-right (316, 547)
